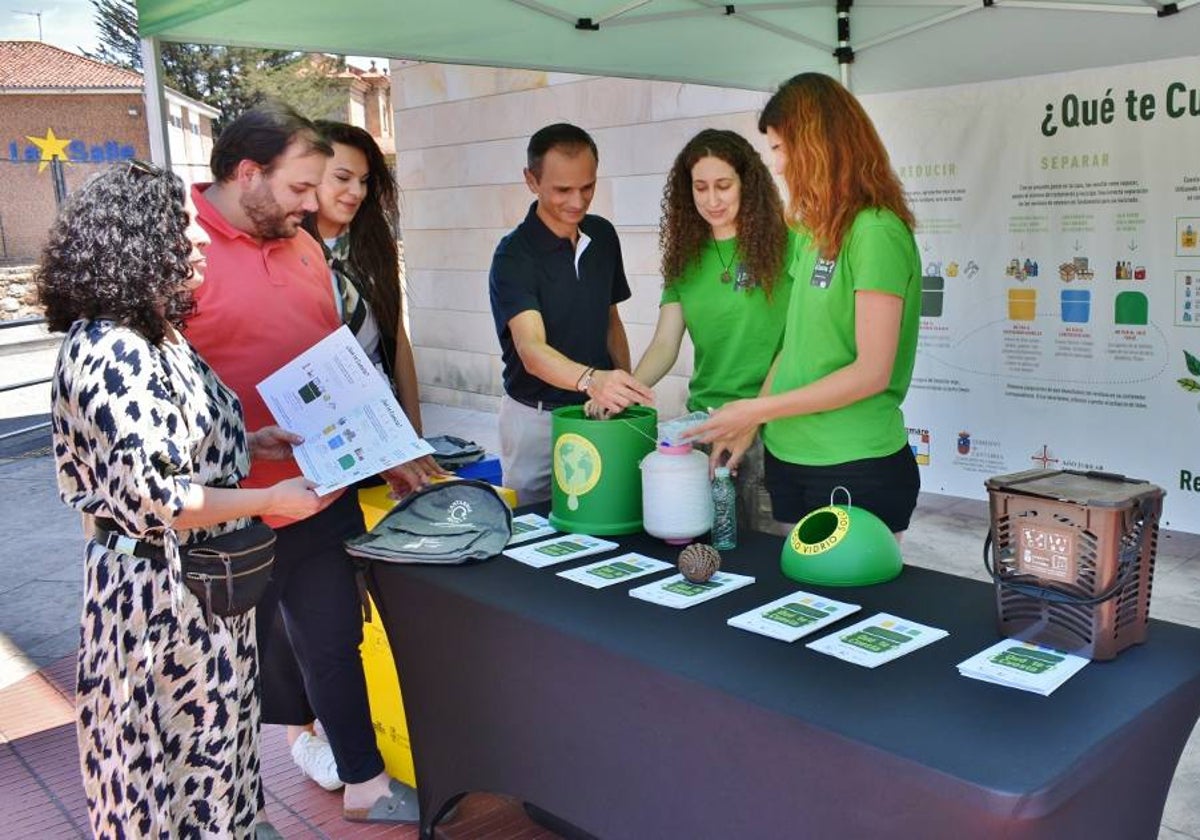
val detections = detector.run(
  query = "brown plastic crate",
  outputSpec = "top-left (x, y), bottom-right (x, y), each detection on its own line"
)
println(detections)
top-left (985, 468), bottom-right (1164, 660)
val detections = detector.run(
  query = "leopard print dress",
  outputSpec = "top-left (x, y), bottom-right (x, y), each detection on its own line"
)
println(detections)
top-left (52, 319), bottom-right (261, 839)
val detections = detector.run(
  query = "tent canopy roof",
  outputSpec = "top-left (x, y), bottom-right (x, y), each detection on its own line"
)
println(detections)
top-left (136, 0), bottom-right (1198, 94)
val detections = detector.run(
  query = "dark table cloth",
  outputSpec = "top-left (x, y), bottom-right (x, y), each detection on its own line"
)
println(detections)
top-left (367, 509), bottom-right (1200, 839)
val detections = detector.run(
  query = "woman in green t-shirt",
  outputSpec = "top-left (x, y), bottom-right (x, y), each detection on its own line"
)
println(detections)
top-left (633, 128), bottom-right (794, 532)
top-left (689, 74), bottom-right (922, 537)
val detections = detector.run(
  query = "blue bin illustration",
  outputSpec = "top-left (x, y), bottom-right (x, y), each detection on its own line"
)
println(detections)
top-left (1060, 289), bottom-right (1091, 324)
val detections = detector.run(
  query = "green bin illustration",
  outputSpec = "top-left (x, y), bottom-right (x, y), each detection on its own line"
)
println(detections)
top-left (921, 276), bottom-right (944, 318)
top-left (1114, 291), bottom-right (1148, 326)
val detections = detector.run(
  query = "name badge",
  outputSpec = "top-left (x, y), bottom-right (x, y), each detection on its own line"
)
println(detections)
top-left (810, 258), bottom-right (837, 289)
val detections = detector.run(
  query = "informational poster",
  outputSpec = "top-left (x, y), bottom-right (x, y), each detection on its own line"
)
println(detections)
top-left (257, 326), bottom-right (433, 495)
top-left (860, 56), bottom-right (1200, 530)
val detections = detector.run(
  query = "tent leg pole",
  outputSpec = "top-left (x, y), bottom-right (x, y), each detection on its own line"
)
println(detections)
top-left (139, 36), bottom-right (172, 169)
top-left (840, 63), bottom-right (851, 90)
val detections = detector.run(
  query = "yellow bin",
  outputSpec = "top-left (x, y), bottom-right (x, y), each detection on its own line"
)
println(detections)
top-left (356, 481), bottom-right (518, 787)
top-left (1008, 288), bottom-right (1037, 321)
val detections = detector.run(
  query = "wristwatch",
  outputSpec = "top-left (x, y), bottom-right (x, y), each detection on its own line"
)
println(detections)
top-left (576, 367), bottom-right (595, 393)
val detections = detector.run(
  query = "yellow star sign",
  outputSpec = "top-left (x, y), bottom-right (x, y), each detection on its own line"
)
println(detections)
top-left (26, 128), bottom-right (72, 173)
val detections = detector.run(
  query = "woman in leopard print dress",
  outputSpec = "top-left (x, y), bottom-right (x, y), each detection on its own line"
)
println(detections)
top-left (37, 163), bottom-right (323, 838)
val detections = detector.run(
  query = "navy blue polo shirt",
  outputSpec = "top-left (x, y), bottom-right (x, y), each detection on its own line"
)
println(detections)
top-left (489, 202), bottom-right (631, 407)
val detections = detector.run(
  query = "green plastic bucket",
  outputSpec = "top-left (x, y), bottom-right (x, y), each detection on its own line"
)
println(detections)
top-left (550, 404), bottom-right (657, 535)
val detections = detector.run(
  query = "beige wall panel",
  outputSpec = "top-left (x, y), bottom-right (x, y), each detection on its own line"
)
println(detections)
top-left (401, 228), bottom-right (510, 271)
top-left (412, 308), bottom-right (499, 355)
top-left (406, 269), bottom-right (491, 315)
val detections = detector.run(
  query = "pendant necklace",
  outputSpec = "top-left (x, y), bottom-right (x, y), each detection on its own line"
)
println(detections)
top-left (714, 237), bottom-right (735, 284)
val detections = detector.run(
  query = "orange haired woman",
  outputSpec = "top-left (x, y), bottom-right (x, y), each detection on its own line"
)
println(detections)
top-left (689, 73), bottom-right (921, 536)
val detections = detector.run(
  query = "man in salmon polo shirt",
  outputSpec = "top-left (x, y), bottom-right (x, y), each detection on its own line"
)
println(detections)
top-left (186, 101), bottom-right (419, 827)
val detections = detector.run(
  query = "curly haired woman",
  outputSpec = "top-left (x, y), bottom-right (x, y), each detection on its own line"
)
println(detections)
top-left (690, 74), bottom-right (922, 537)
top-left (38, 162), bottom-right (321, 838)
top-left (634, 128), bottom-right (796, 532)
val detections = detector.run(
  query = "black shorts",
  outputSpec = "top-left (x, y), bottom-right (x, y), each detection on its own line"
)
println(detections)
top-left (764, 444), bottom-right (921, 533)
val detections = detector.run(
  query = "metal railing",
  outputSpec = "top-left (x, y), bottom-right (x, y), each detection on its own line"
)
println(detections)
top-left (0, 315), bottom-right (52, 443)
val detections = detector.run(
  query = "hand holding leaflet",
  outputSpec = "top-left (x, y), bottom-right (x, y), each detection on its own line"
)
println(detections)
top-left (257, 326), bottom-right (434, 495)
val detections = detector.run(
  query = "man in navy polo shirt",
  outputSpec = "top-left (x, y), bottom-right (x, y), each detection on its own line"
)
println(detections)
top-left (489, 123), bottom-right (654, 503)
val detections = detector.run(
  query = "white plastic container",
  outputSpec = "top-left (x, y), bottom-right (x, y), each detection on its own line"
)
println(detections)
top-left (641, 442), bottom-right (713, 544)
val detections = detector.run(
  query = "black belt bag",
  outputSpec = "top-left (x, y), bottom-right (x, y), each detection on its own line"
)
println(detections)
top-left (95, 518), bottom-right (277, 618)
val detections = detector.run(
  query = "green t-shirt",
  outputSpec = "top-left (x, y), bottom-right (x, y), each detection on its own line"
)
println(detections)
top-left (763, 209), bottom-right (921, 466)
top-left (661, 230), bottom-right (797, 412)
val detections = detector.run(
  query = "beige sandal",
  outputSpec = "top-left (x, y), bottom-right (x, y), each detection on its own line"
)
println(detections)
top-left (344, 778), bottom-right (420, 824)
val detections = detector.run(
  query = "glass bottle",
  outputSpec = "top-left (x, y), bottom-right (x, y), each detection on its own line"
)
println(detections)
top-left (711, 467), bottom-right (737, 551)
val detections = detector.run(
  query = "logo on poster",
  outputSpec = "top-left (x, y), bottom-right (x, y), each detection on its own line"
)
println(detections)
top-left (1031, 445), bottom-right (1059, 469)
top-left (957, 432), bottom-right (971, 455)
top-left (907, 428), bottom-right (931, 466)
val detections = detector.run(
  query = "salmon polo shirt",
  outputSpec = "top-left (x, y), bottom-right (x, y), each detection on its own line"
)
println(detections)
top-left (185, 183), bottom-right (344, 522)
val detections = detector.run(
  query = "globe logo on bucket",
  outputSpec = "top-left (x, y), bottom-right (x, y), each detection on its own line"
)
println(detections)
top-left (553, 433), bottom-right (602, 511)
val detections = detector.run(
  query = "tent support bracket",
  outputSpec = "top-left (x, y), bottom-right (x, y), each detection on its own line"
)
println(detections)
top-left (139, 36), bottom-right (172, 169)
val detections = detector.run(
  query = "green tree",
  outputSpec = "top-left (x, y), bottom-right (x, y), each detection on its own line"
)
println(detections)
top-left (85, 0), bottom-right (347, 132)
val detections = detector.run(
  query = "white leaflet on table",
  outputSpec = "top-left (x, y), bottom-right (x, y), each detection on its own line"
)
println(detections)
top-left (502, 533), bottom-right (620, 568)
top-left (557, 552), bottom-right (674, 589)
top-left (507, 513), bottom-right (557, 545)
top-left (628, 571), bottom-right (755, 609)
top-left (727, 591), bottom-right (861, 643)
top-left (956, 638), bottom-right (1089, 696)
top-left (806, 612), bottom-right (948, 668)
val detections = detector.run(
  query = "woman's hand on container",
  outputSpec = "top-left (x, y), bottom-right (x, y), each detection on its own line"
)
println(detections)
top-left (587, 369), bottom-right (655, 416)
top-left (249, 426), bottom-right (304, 461)
top-left (267, 476), bottom-right (326, 519)
top-left (685, 399), bottom-right (762, 470)
top-left (583, 399), bottom-right (612, 420)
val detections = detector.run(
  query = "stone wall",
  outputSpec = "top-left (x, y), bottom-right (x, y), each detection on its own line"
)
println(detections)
top-left (391, 63), bottom-right (772, 417)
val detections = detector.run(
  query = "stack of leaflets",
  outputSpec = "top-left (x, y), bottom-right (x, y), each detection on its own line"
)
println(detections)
top-left (507, 513), bottom-right (557, 545)
top-left (628, 571), bottom-right (755, 609)
top-left (956, 638), bottom-right (1089, 696)
top-left (727, 591), bottom-right (860, 643)
top-left (806, 612), bottom-right (948, 668)
top-left (503, 533), bottom-right (619, 568)
top-left (557, 553), bottom-right (673, 589)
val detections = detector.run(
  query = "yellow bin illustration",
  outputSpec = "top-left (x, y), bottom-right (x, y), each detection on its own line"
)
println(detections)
top-left (1008, 288), bottom-right (1037, 321)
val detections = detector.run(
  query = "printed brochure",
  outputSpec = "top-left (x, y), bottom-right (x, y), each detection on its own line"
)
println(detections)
top-left (806, 612), bottom-right (948, 668)
top-left (728, 591), bottom-right (861, 643)
top-left (257, 326), bottom-right (432, 495)
top-left (557, 552), bottom-right (674, 589)
top-left (628, 572), bottom-right (755, 609)
top-left (957, 639), bottom-right (1089, 696)
top-left (503, 534), bottom-right (619, 568)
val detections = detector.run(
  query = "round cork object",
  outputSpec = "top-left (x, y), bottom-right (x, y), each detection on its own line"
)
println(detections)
top-left (678, 543), bottom-right (721, 584)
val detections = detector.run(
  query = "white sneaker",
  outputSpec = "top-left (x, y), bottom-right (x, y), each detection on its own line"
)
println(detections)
top-left (290, 731), bottom-right (343, 791)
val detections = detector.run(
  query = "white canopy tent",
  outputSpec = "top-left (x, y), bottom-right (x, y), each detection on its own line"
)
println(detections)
top-left (134, 0), bottom-right (1199, 165)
